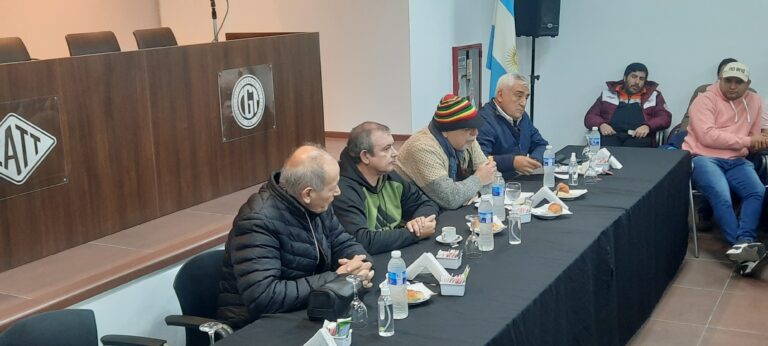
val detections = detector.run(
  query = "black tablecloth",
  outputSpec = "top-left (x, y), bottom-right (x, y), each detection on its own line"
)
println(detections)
top-left (216, 146), bottom-right (691, 346)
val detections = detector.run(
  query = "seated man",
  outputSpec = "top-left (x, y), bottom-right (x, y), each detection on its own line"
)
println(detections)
top-left (477, 73), bottom-right (548, 179)
top-left (584, 62), bottom-right (671, 147)
top-left (217, 145), bottom-right (373, 328)
top-left (334, 122), bottom-right (439, 254)
top-left (667, 58), bottom-right (739, 149)
top-left (396, 94), bottom-right (497, 209)
top-left (684, 62), bottom-right (767, 268)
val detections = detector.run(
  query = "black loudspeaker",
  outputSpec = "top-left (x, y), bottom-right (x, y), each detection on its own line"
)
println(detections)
top-left (514, 0), bottom-right (561, 37)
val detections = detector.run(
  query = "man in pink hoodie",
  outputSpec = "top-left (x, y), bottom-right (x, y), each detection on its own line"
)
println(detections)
top-left (684, 62), bottom-right (768, 268)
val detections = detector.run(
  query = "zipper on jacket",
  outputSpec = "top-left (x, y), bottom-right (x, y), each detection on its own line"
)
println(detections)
top-left (304, 212), bottom-right (321, 270)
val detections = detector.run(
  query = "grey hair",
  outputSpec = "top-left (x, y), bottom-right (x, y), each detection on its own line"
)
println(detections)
top-left (280, 143), bottom-right (330, 197)
top-left (346, 121), bottom-right (391, 164)
top-left (495, 73), bottom-right (530, 94)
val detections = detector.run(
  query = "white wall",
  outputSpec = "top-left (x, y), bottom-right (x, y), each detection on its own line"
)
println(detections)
top-left (408, 0), bottom-right (495, 131)
top-left (71, 262), bottom-right (186, 345)
top-left (0, 0), bottom-right (160, 59)
top-left (159, 0), bottom-right (414, 134)
top-left (511, 0), bottom-right (768, 150)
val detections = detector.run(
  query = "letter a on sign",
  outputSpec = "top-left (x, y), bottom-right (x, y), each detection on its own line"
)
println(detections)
top-left (0, 113), bottom-right (57, 185)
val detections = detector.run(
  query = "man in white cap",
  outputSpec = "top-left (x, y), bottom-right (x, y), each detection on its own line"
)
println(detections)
top-left (683, 62), bottom-right (768, 274)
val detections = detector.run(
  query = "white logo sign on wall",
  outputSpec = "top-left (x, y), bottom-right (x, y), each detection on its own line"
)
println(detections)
top-left (231, 74), bottom-right (266, 129)
top-left (0, 113), bottom-right (57, 185)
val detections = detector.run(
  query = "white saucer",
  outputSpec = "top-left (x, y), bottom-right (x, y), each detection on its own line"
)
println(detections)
top-left (436, 234), bottom-right (463, 244)
top-left (556, 189), bottom-right (588, 200)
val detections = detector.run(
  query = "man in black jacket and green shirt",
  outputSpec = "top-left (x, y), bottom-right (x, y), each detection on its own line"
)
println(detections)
top-left (334, 122), bottom-right (440, 255)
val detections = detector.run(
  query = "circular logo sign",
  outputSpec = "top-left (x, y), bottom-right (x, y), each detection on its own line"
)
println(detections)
top-left (231, 74), bottom-right (266, 129)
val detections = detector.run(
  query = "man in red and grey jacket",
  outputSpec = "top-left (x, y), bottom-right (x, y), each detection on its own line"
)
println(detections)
top-left (584, 62), bottom-right (672, 147)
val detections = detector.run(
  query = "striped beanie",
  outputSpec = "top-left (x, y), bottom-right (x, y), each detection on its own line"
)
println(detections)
top-left (431, 94), bottom-right (484, 131)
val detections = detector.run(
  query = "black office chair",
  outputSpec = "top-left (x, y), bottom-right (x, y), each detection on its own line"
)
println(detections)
top-left (165, 249), bottom-right (233, 346)
top-left (133, 27), bottom-right (178, 49)
top-left (0, 309), bottom-right (166, 346)
top-left (65, 31), bottom-right (121, 56)
top-left (0, 37), bottom-right (31, 64)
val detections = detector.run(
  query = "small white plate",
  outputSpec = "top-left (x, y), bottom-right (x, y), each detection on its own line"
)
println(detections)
top-left (435, 234), bottom-right (463, 244)
top-left (555, 189), bottom-right (588, 200)
top-left (465, 215), bottom-right (505, 234)
top-left (407, 282), bottom-right (435, 305)
top-left (531, 203), bottom-right (573, 219)
top-left (378, 281), bottom-right (435, 305)
top-left (474, 192), bottom-right (534, 207)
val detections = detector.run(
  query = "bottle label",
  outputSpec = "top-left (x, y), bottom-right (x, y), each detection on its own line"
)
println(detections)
top-left (479, 211), bottom-right (493, 223)
top-left (544, 157), bottom-right (555, 167)
top-left (589, 137), bottom-right (601, 146)
top-left (387, 271), bottom-right (406, 285)
top-left (492, 185), bottom-right (503, 197)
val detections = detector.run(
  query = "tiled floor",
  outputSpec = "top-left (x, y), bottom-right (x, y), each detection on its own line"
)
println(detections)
top-left (628, 229), bottom-right (768, 346)
top-left (326, 137), bottom-right (768, 345)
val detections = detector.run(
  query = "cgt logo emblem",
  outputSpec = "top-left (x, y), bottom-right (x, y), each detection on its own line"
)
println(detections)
top-left (231, 74), bottom-right (266, 129)
top-left (0, 113), bottom-right (57, 185)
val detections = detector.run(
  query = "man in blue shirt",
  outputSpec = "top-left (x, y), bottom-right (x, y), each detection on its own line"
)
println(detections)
top-left (477, 73), bottom-right (549, 179)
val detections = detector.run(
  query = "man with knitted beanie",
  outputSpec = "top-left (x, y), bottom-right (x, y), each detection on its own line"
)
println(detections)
top-left (684, 62), bottom-right (768, 274)
top-left (396, 95), bottom-right (497, 210)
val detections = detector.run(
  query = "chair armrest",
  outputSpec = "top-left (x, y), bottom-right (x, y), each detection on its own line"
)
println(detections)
top-left (101, 334), bottom-right (168, 346)
top-left (165, 314), bottom-right (223, 329)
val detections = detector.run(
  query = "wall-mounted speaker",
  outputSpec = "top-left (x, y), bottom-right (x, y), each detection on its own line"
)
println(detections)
top-left (514, 0), bottom-right (561, 38)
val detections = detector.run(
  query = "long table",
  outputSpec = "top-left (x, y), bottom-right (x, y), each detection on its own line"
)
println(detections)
top-left (216, 146), bottom-right (691, 345)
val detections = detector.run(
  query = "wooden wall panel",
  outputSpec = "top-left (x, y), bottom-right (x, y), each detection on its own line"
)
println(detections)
top-left (55, 52), bottom-right (158, 243)
top-left (0, 34), bottom-right (324, 271)
top-left (0, 61), bottom-right (67, 269)
top-left (147, 33), bottom-right (324, 214)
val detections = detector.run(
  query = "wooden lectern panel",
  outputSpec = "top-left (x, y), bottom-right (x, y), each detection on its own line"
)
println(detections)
top-left (0, 33), bottom-right (324, 271)
top-left (146, 33), bottom-right (324, 214)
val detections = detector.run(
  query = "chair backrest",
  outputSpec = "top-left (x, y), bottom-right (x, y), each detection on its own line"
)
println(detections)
top-left (0, 309), bottom-right (97, 346)
top-left (133, 27), bottom-right (178, 50)
top-left (0, 37), bottom-right (31, 64)
top-left (174, 249), bottom-right (225, 319)
top-left (65, 31), bottom-right (121, 56)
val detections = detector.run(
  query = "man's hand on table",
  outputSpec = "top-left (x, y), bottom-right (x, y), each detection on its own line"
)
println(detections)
top-left (513, 156), bottom-right (542, 175)
top-left (406, 214), bottom-right (437, 239)
top-left (337, 255), bottom-right (374, 288)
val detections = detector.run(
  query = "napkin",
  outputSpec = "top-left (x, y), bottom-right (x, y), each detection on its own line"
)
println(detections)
top-left (530, 186), bottom-right (569, 209)
top-left (406, 253), bottom-right (450, 281)
top-left (595, 148), bottom-right (623, 170)
top-left (303, 326), bottom-right (336, 346)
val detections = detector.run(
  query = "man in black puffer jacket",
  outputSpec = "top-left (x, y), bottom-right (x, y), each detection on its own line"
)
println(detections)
top-left (217, 145), bottom-right (373, 328)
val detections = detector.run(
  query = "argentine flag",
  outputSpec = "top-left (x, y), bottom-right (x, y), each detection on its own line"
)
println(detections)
top-left (487, 0), bottom-right (519, 95)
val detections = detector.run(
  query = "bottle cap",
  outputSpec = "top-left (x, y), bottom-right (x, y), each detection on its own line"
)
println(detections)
top-left (570, 152), bottom-right (576, 159)
top-left (592, 127), bottom-right (598, 131)
top-left (546, 145), bottom-right (553, 149)
top-left (391, 250), bottom-right (401, 258)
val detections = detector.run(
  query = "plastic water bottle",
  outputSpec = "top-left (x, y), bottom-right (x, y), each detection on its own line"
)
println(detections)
top-left (378, 285), bottom-right (394, 336)
top-left (589, 126), bottom-right (601, 156)
top-left (387, 251), bottom-right (408, 319)
top-left (491, 172), bottom-right (505, 218)
top-left (543, 145), bottom-right (555, 188)
top-left (568, 152), bottom-right (579, 186)
top-left (478, 195), bottom-right (494, 251)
